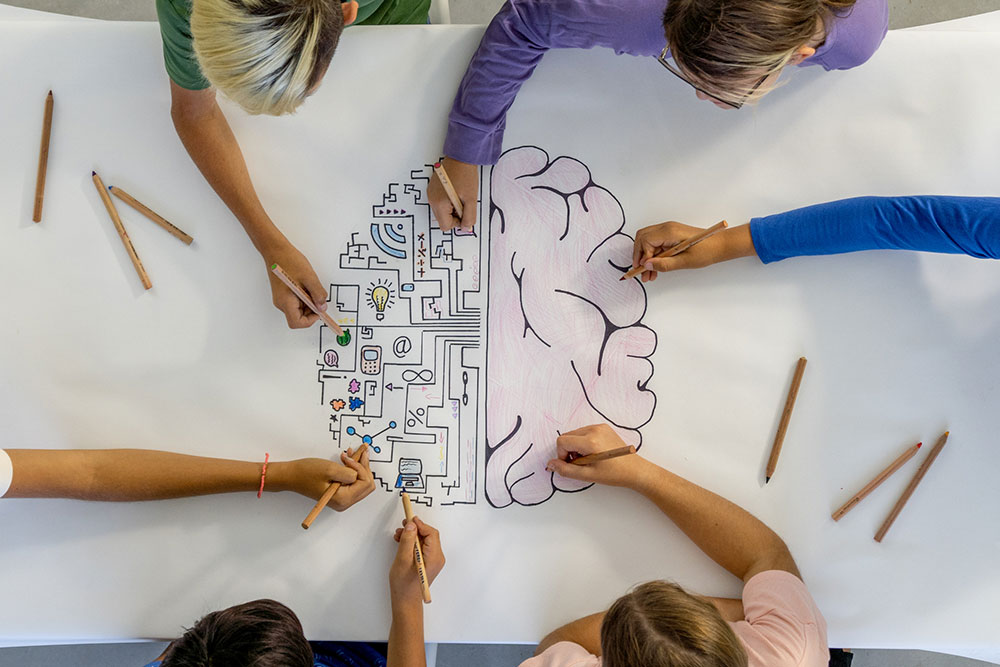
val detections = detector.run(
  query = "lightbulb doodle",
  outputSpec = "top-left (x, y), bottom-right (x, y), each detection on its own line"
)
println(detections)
top-left (314, 147), bottom-right (657, 508)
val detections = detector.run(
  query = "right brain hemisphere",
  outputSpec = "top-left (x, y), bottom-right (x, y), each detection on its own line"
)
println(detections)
top-left (486, 146), bottom-right (657, 508)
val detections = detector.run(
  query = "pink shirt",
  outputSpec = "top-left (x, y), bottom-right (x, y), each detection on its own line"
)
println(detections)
top-left (521, 571), bottom-right (828, 667)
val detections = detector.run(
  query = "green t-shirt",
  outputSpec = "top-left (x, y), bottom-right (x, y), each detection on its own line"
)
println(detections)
top-left (156, 0), bottom-right (432, 91)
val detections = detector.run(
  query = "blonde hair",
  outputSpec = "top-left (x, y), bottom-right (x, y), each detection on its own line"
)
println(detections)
top-left (191, 0), bottom-right (344, 115)
top-left (663, 0), bottom-right (858, 106)
top-left (601, 581), bottom-right (748, 667)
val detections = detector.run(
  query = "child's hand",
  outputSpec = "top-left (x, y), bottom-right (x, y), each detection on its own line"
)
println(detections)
top-left (632, 221), bottom-right (732, 282)
top-left (545, 424), bottom-right (648, 489)
top-left (390, 517), bottom-right (445, 606)
top-left (428, 157), bottom-right (478, 232)
top-left (277, 447), bottom-right (375, 511)
top-left (263, 241), bottom-right (328, 328)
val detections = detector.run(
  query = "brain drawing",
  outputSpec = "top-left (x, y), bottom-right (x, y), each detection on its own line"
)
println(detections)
top-left (486, 146), bottom-right (657, 507)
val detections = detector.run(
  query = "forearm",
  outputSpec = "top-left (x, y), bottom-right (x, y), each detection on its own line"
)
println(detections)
top-left (534, 612), bottom-right (604, 657)
top-left (630, 460), bottom-right (797, 581)
top-left (387, 600), bottom-right (426, 667)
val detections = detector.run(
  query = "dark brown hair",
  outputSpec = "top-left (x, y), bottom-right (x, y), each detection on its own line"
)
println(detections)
top-left (161, 599), bottom-right (314, 667)
top-left (601, 581), bottom-right (748, 667)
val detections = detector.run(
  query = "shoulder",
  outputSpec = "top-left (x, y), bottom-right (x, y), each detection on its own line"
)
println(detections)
top-left (729, 571), bottom-right (829, 667)
top-left (809, 0), bottom-right (889, 70)
top-left (519, 641), bottom-right (602, 667)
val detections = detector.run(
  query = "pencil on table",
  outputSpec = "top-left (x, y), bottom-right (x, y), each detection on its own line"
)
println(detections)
top-left (832, 441), bottom-right (922, 521)
top-left (874, 431), bottom-right (950, 543)
top-left (401, 491), bottom-right (432, 604)
top-left (765, 356), bottom-right (808, 484)
top-left (432, 161), bottom-right (464, 220)
top-left (568, 445), bottom-right (636, 466)
top-left (621, 220), bottom-right (728, 281)
top-left (33, 90), bottom-right (54, 223)
top-left (110, 186), bottom-right (193, 245)
top-left (92, 170), bottom-right (152, 290)
top-left (301, 443), bottom-right (367, 530)
top-left (270, 263), bottom-right (344, 335)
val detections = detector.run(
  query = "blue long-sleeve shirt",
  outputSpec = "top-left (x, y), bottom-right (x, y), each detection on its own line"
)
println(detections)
top-left (749, 196), bottom-right (1000, 263)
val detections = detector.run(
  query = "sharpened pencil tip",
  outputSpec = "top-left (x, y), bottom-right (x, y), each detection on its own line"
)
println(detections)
top-left (944, 431), bottom-right (949, 436)
top-left (433, 162), bottom-right (442, 168)
top-left (92, 170), bottom-right (96, 176)
top-left (917, 442), bottom-right (922, 449)
top-left (765, 476), bottom-right (771, 484)
top-left (619, 275), bottom-right (626, 281)
top-left (270, 263), bottom-right (277, 270)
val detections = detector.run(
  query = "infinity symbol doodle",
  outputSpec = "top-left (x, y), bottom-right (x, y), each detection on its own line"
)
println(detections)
top-left (401, 369), bottom-right (434, 384)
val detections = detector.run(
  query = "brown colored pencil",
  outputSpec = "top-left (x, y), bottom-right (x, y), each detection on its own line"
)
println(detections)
top-left (568, 445), bottom-right (636, 466)
top-left (92, 170), bottom-right (152, 290)
top-left (301, 443), bottom-right (368, 530)
top-left (765, 356), bottom-right (807, 483)
top-left (110, 186), bottom-right (193, 245)
top-left (33, 91), bottom-right (54, 223)
top-left (270, 263), bottom-right (344, 335)
top-left (874, 431), bottom-right (950, 543)
top-left (401, 492), bottom-right (432, 604)
top-left (433, 161), bottom-right (464, 220)
top-left (621, 220), bottom-right (728, 281)
top-left (832, 441), bottom-right (922, 521)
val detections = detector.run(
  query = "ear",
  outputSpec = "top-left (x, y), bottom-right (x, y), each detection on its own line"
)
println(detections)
top-left (343, 0), bottom-right (359, 26)
top-left (788, 45), bottom-right (816, 66)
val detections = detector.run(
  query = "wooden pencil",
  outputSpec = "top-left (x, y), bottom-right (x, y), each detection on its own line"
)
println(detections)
top-left (92, 170), bottom-right (152, 290)
top-left (765, 356), bottom-right (807, 483)
top-left (832, 441), bottom-right (922, 521)
top-left (432, 161), bottom-right (464, 220)
top-left (110, 186), bottom-right (193, 245)
top-left (874, 431), bottom-right (950, 543)
top-left (568, 445), bottom-right (636, 466)
top-left (270, 263), bottom-right (344, 335)
top-left (32, 90), bottom-right (54, 223)
top-left (401, 492), bottom-right (432, 604)
top-left (301, 443), bottom-right (368, 530)
top-left (621, 220), bottom-right (728, 281)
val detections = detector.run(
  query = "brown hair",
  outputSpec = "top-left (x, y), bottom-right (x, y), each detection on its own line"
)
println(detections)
top-left (601, 581), bottom-right (748, 667)
top-left (161, 598), bottom-right (314, 667)
top-left (662, 0), bottom-right (858, 105)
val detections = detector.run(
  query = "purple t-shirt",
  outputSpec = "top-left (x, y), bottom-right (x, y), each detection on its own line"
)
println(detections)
top-left (444, 0), bottom-right (889, 165)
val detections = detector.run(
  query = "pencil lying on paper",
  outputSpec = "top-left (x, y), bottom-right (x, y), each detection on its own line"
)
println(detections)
top-left (832, 441), bottom-right (922, 521)
top-left (432, 162), bottom-right (464, 220)
top-left (401, 491), bottom-right (432, 604)
top-left (621, 220), bottom-right (728, 281)
top-left (874, 431), bottom-right (950, 543)
top-left (301, 443), bottom-right (368, 530)
top-left (567, 445), bottom-right (636, 466)
top-left (110, 186), bottom-right (193, 245)
top-left (765, 356), bottom-right (807, 484)
top-left (92, 170), bottom-right (152, 290)
top-left (270, 263), bottom-right (344, 335)
top-left (33, 90), bottom-right (54, 223)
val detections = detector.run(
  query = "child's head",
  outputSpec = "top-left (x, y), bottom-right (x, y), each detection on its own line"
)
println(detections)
top-left (662, 0), bottom-right (858, 108)
top-left (601, 581), bottom-right (748, 667)
top-left (191, 0), bottom-right (357, 116)
top-left (161, 598), bottom-right (313, 667)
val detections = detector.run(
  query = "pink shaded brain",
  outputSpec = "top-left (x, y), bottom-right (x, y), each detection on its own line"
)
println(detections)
top-left (486, 146), bottom-right (657, 507)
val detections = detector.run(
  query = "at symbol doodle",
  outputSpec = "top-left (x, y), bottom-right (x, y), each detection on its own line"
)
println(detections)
top-left (393, 336), bottom-right (412, 358)
top-left (401, 369), bottom-right (433, 384)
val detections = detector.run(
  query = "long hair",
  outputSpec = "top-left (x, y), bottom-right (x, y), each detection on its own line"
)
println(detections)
top-left (191, 0), bottom-right (344, 115)
top-left (161, 599), bottom-right (314, 667)
top-left (663, 0), bottom-right (858, 105)
top-left (601, 581), bottom-right (748, 667)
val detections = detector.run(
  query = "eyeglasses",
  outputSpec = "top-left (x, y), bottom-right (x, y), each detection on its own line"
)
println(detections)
top-left (657, 46), bottom-right (770, 110)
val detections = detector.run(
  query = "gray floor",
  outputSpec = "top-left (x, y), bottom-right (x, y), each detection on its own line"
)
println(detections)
top-left (2, 0), bottom-right (1000, 666)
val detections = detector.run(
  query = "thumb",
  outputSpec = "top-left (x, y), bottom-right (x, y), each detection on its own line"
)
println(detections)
top-left (644, 256), bottom-right (685, 273)
top-left (395, 521), bottom-right (418, 563)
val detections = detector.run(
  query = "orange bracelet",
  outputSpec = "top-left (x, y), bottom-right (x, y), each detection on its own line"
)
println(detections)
top-left (257, 453), bottom-right (269, 499)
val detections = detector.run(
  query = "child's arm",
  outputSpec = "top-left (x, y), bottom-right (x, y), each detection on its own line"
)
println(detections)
top-left (547, 424), bottom-right (799, 583)
top-left (2, 448), bottom-right (374, 511)
top-left (387, 517), bottom-right (446, 667)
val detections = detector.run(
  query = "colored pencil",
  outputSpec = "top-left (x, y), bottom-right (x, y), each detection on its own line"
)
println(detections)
top-left (832, 441), bottom-right (922, 521)
top-left (765, 356), bottom-right (807, 483)
top-left (110, 186), bottom-right (193, 245)
top-left (568, 445), bottom-right (636, 466)
top-left (432, 161), bottom-right (464, 220)
top-left (401, 492), bottom-right (433, 604)
top-left (301, 443), bottom-right (368, 530)
top-left (32, 90), bottom-right (54, 222)
top-left (874, 431), bottom-right (950, 543)
top-left (270, 263), bottom-right (344, 335)
top-left (621, 220), bottom-right (728, 281)
top-left (92, 170), bottom-right (152, 290)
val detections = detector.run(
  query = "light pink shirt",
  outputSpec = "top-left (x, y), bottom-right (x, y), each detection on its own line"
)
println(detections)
top-left (521, 571), bottom-right (828, 667)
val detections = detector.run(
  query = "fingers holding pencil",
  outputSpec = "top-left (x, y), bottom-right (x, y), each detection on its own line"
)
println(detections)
top-left (546, 423), bottom-right (644, 488)
top-left (629, 220), bottom-right (730, 282)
